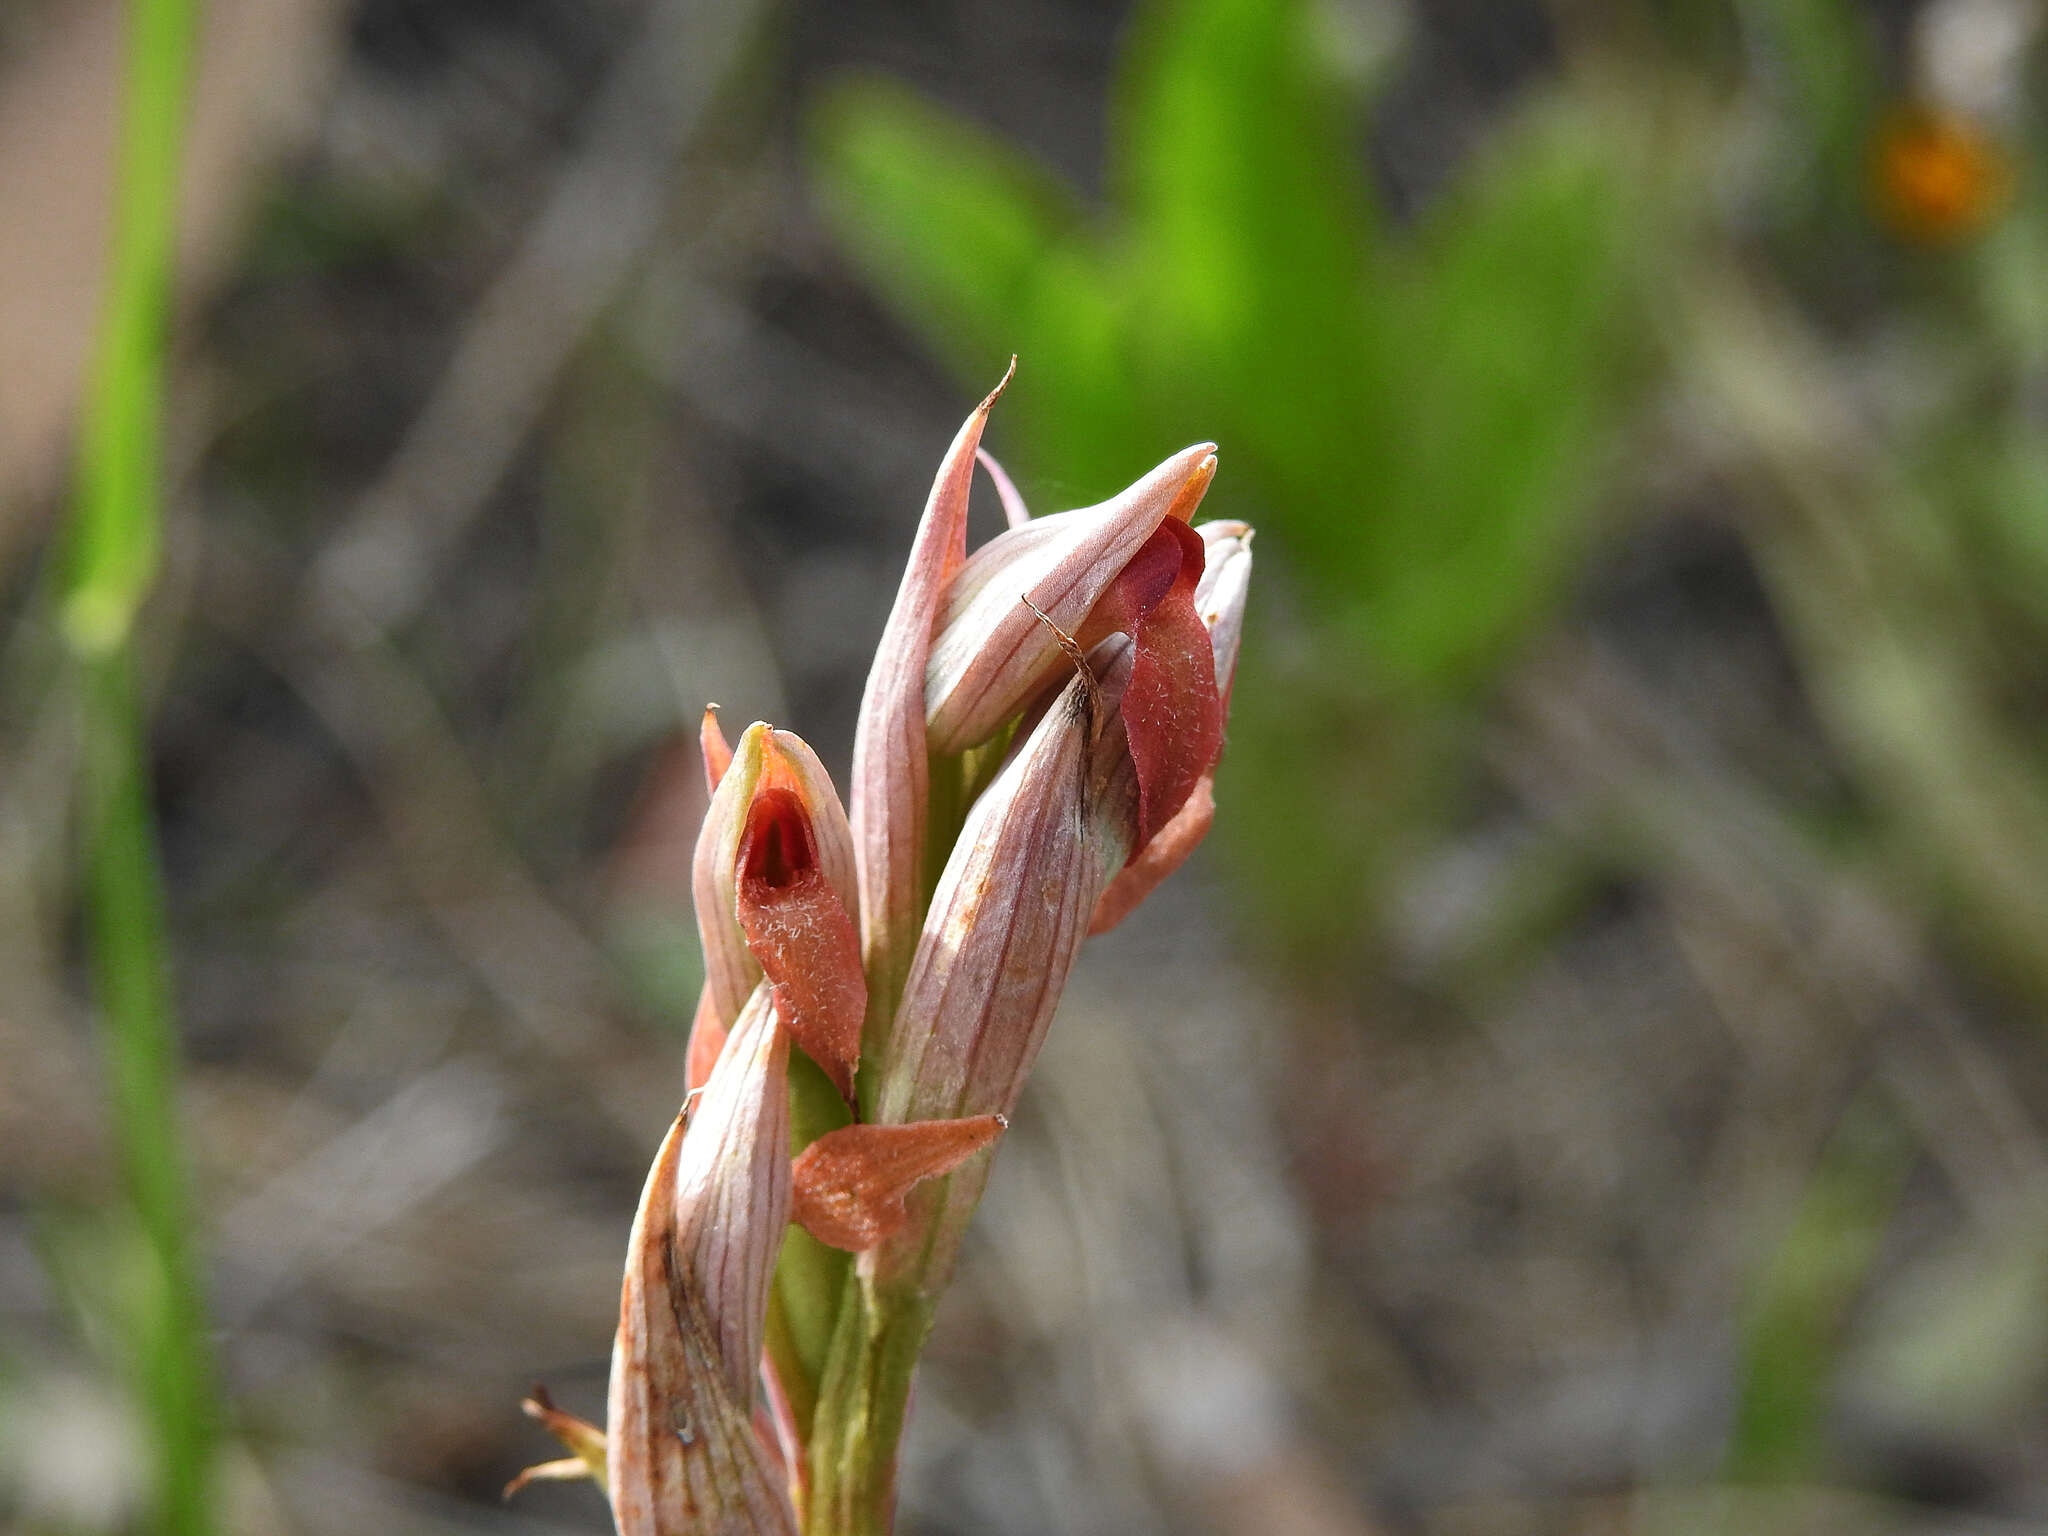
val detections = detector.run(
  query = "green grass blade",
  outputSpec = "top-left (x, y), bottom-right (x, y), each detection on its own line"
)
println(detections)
top-left (79, 652), bottom-right (222, 1536)
top-left (59, 1), bottom-right (220, 1533)
top-left (62, 0), bottom-right (197, 655)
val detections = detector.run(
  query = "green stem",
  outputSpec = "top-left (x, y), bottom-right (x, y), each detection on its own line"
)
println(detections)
top-left (804, 1277), bottom-right (934, 1536)
top-left (80, 653), bottom-right (221, 1536)
top-left (820, 734), bottom-right (1017, 1523)
top-left (768, 1051), bottom-right (856, 1438)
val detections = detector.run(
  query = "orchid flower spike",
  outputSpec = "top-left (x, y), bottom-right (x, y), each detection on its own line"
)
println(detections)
top-left (524, 368), bottom-right (1253, 1536)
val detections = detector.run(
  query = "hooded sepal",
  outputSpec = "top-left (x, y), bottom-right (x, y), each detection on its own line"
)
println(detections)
top-left (673, 985), bottom-right (792, 1392)
top-left (850, 362), bottom-right (1014, 1069)
top-left (791, 1116), bottom-right (1007, 1252)
top-left (923, 444), bottom-right (1216, 756)
top-left (869, 650), bottom-right (1140, 1289)
top-left (609, 986), bottom-right (795, 1532)
top-left (877, 667), bottom-right (1127, 1128)
top-left (607, 1002), bottom-right (799, 1534)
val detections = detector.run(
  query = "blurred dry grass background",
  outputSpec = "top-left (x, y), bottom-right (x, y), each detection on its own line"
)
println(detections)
top-left (8, 1), bottom-right (2048, 1533)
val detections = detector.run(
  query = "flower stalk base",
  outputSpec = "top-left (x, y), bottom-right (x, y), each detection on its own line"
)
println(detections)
top-left (804, 1279), bottom-right (936, 1536)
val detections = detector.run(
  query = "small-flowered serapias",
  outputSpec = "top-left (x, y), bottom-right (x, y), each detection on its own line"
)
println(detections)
top-left (513, 362), bottom-right (1252, 1534)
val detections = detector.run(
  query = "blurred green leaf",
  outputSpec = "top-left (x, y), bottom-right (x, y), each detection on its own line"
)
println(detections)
top-left (1116, 0), bottom-right (1378, 485)
top-left (1364, 97), bottom-right (1644, 680)
top-left (810, 78), bottom-right (1099, 390)
top-left (811, 0), bottom-right (1657, 962)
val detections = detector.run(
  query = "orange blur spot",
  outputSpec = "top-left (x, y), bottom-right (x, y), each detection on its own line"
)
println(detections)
top-left (1873, 104), bottom-right (2011, 247)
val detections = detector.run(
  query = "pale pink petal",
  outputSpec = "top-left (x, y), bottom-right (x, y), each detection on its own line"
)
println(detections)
top-left (975, 446), bottom-right (1032, 529)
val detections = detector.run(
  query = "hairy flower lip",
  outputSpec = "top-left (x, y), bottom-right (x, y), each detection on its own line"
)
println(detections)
top-left (923, 443), bottom-right (1218, 755)
top-left (791, 1115), bottom-right (1007, 1252)
top-left (736, 784), bottom-right (867, 1101)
